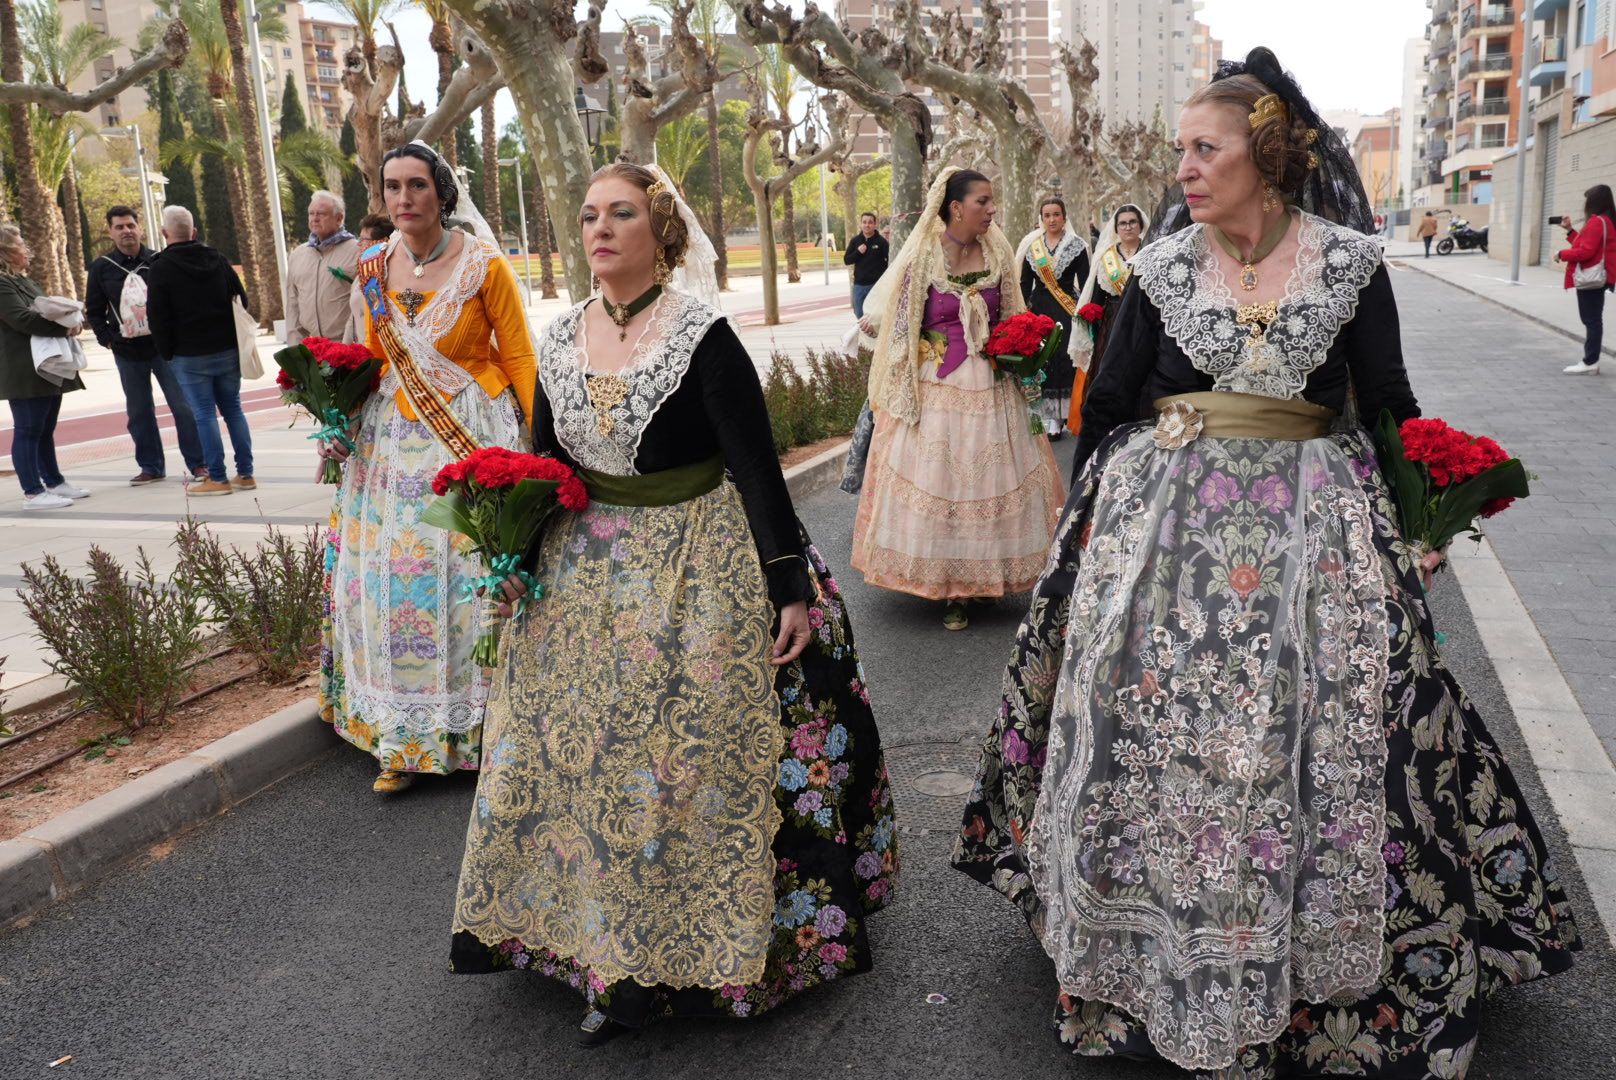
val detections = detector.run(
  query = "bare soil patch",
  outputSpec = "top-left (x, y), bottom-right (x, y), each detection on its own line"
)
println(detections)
top-left (0, 652), bottom-right (315, 841)
top-left (780, 435), bottom-right (850, 471)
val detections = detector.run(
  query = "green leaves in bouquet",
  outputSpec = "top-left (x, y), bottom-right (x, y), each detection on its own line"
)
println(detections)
top-left (1035, 322), bottom-right (1066, 367)
top-left (1375, 409), bottom-right (1433, 541)
top-left (333, 358), bottom-right (383, 414)
top-left (420, 490), bottom-right (478, 542)
top-left (272, 342), bottom-right (320, 390)
top-left (1428, 458), bottom-right (1529, 547)
top-left (496, 478), bottom-right (562, 557)
top-left (420, 477), bottom-right (563, 561)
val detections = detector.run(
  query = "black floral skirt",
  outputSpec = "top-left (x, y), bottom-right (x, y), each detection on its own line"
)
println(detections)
top-left (451, 534), bottom-right (899, 1025)
top-left (952, 422), bottom-right (1580, 1078)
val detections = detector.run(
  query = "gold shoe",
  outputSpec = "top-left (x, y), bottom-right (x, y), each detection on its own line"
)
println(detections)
top-left (372, 768), bottom-right (415, 794)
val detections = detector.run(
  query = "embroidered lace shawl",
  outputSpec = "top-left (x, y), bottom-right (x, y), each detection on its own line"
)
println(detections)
top-left (1130, 212), bottom-right (1382, 400)
top-left (1015, 226), bottom-right (1088, 281)
top-left (536, 290), bottom-right (725, 476)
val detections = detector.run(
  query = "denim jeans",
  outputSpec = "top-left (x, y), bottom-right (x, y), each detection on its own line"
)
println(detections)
top-left (172, 349), bottom-right (253, 481)
top-left (117, 355), bottom-right (205, 476)
top-left (7, 395), bottom-right (65, 496)
top-left (851, 282), bottom-right (874, 319)
top-left (1577, 286), bottom-right (1607, 366)
top-left (1423, 235), bottom-right (1433, 257)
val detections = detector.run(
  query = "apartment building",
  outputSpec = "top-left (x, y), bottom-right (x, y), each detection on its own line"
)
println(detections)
top-left (838, 0), bottom-right (1056, 160)
top-left (1421, 0), bottom-right (1528, 204)
top-left (1401, 37), bottom-right (1429, 206)
top-left (1353, 112), bottom-right (1402, 208)
top-left (1052, 0), bottom-right (1198, 128)
top-left (299, 11), bottom-right (356, 132)
top-left (1490, 0), bottom-right (1616, 265)
top-left (598, 25), bottom-right (753, 109)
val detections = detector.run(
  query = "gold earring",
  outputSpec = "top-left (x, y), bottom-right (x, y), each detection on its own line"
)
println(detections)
top-left (1261, 182), bottom-right (1278, 213)
top-left (591, 273), bottom-right (601, 293)
top-left (653, 248), bottom-right (672, 286)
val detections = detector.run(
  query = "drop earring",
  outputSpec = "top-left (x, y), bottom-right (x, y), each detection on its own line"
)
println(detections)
top-left (1261, 182), bottom-right (1278, 214)
top-left (653, 248), bottom-right (672, 286)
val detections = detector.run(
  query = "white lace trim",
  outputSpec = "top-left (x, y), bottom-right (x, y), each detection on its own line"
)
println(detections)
top-left (1026, 232), bottom-right (1088, 280)
top-left (537, 290), bottom-right (723, 475)
top-left (1132, 213), bottom-right (1381, 400)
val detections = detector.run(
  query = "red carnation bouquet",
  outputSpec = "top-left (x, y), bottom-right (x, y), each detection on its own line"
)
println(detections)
top-left (1374, 410), bottom-right (1530, 573)
top-left (273, 336), bottom-right (384, 483)
top-left (985, 312), bottom-right (1064, 434)
top-left (1078, 302), bottom-right (1105, 323)
top-left (422, 447), bottom-right (589, 666)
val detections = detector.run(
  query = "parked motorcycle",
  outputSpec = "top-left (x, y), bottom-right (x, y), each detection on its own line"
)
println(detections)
top-left (1435, 211), bottom-right (1489, 255)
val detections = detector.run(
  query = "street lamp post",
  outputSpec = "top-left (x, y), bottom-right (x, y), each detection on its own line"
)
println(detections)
top-left (575, 87), bottom-right (605, 165)
top-left (244, 0), bottom-right (289, 317)
top-left (498, 155), bottom-right (533, 309)
top-left (1508, 8), bottom-right (1534, 285)
top-left (814, 103), bottom-right (830, 286)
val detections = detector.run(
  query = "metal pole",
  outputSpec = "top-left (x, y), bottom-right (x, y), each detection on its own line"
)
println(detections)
top-left (129, 124), bottom-right (158, 251)
top-left (512, 158), bottom-right (532, 308)
top-left (1508, 10), bottom-right (1534, 284)
top-left (245, 0), bottom-right (289, 305)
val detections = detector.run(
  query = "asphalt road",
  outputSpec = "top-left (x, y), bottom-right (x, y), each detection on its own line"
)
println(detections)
top-left (2, 274), bottom-right (1613, 1079)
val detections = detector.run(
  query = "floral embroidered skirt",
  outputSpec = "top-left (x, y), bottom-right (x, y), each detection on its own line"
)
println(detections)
top-left (450, 482), bottom-right (899, 1023)
top-left (953, 422), bottom-right (1580, 1078)
top-left (852, 359), bottom-right (1063, 600)
top-left (319, 387), bottom-right (525, 775)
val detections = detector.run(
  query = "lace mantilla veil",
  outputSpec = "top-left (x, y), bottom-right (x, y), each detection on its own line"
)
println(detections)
top-left (1147, 48), bottom-right (1374, 242)
top-left (636, 163), bottom-right (723, 311)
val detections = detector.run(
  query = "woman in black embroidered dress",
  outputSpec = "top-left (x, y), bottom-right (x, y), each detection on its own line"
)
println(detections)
top-left (953, 48), bottom-right (1578, 1079)
top-left (1016, 196), bottom-right (1090, 440)
top-left (1066, 203), bottom-right (1148, 443)
top-left (449, 162), bottom-right (897, 1047)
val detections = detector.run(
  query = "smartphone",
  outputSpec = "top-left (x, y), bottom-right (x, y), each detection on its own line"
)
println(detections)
top-left (1549, 215), bottom-right (1565, 225)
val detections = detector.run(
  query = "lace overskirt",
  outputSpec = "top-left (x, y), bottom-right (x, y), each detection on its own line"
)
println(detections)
top-left (953, 423), bottom-right (1580, 1077)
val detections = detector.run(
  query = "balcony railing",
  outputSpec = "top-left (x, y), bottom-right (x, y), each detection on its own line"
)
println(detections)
top-left (1478, 133), bottom-right (1510, 148)
top-left (1478, 97), bottom-right (1511, 116)
top-left (1426, 111), bottom-right (1454, 129)
top-left (1463, 4), bottom-right (1514, 33)
top-left (1459, 52), bottom-right (1514, 78)
top-left (1431, 0), bottom-right (1456, 20)
top-left (1426, 138), bottom-right (1449, 159)
top-left (1456, 97), bottom-right (1474, 120)
top-left (1539, 36), bottom-right (1568, 62)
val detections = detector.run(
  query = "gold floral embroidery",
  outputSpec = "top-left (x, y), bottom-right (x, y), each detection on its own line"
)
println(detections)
top-left (1151, 400), bottom-right (1204, 449)
top-left (452, 484), bottom-right (784, 989)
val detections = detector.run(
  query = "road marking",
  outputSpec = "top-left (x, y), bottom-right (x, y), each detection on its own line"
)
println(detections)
top-left (1450, 536), bottom-right (1616, 946)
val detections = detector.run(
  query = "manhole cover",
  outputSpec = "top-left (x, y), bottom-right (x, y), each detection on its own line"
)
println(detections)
top-left (885, 738), bottom-right (983, 834)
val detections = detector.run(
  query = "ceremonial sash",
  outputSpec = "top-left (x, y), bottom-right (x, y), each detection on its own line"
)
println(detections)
top-left (1099, 245), bottom-right (1133, 294)
top-left (358, 242), bottom-right (480, 460)
top-left (1029, 235), bottom-right (1078, 316)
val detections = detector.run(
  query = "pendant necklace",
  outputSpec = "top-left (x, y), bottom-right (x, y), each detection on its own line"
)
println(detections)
top-left (1211, 210), bottom-right (1293, 292)
top-left (404, 229), bottom-right (452, 279)
top-left (601, 283), bottom-right (662, 342)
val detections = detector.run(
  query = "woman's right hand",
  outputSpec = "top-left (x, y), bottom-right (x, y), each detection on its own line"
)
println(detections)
top-left (318, 439), bottom-right (352, 464)
top-left (858, 316), bottom-right (876, 337)
top-left (492, 573), bottom-right (529, 619)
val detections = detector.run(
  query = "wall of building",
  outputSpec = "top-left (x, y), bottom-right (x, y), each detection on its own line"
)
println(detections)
top-left (1490, 96), bottom-right (1616, 266)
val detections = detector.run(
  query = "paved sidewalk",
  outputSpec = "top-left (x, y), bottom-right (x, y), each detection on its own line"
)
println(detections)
top-left (0, 272), bottom-right (861, 697)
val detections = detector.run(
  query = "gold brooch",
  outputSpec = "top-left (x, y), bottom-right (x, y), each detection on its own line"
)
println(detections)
top-left (1153, 400), bottom-right (1204, 450)
top-left (585, 372), bottom-right (629, 437)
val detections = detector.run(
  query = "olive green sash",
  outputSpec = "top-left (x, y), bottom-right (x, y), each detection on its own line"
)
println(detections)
top-left (578, 455), bottom-right (725, 507)
top-left (1154, 392), bottom-right (1335, 440)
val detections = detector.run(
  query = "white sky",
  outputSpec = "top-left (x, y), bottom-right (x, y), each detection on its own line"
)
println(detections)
top-left (377, 0), bottom-right (1429, 130)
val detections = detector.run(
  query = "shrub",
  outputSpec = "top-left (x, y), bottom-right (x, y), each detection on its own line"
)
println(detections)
top-left (175, 520), bottom-right (325, 683)
top-left (19, 548), bottom-right (207, 730)
top-left (763, 347), bottom-right (870, 455)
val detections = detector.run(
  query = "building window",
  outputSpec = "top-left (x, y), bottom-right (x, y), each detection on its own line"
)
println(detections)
top-left (283, 47), bottom-right (293, 58)
top-left (318, 65), bottom-right (339, 80)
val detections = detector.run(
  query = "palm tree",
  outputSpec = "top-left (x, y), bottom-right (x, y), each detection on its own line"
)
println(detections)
top-left (655, 113), bottom-right (707, 195)
top-left (14, 0), bottom-right (118, 298)
top-left (480, 100), bottom-right (501, 227)
top-left (219, 0), bottom-right (283, 322)
top-left (651, 0), bottom-right (734, 290)
top-left (414, 0), bottom-right (456, 166)
top-left (318, 0), bottom-right (402, 73)
top-left (763, 43), bottom-right (803, 284)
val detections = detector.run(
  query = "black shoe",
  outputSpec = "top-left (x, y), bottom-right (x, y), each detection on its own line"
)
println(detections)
top-left (577, 1009), bottom-right (627, 1048)
top-left (129, 470), bottom-right (163, 486)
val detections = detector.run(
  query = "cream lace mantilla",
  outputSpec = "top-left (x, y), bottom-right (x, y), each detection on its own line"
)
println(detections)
top-left (377, 233), bottom-right (498, 403)
top-left (1132, 213), bottom-right (1381, 400)
top-left (537, 291), bottom-right (724, 476)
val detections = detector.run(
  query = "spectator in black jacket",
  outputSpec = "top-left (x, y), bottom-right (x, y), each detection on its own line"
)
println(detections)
top-left (843, 212), bottom-right (889, 317)
top-left (85, 205), bottom-right (205, 486)
top-left (147, 206), bottom-right (255, 497)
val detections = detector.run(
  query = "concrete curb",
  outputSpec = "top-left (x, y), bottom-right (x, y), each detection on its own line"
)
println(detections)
top-left (1393, 257), bottom-right (1616, 360)
top-left (0, 442), bottom-right (852, 930)
top-left (0, 699), bottom-right (335, 929)
top-left (784, 439), bottom-right (853, 502)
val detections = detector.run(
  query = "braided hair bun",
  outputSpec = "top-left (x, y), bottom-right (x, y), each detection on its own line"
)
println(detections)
top-left (1186, 47), bottom-right (1319, 199)
top-left (589, 162), bottom-right (690, 269)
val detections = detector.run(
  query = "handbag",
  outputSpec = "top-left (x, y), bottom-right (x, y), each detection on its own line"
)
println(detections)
top-left (1573, 215), bottom-right (1609, 290)
top-left (233, 296), bottom-right (264, 378)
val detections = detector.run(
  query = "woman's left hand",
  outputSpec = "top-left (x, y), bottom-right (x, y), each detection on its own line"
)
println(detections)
top-left (1419, 548), bottom-right (1445, 592)
top-left (771, 600), bottom-right (811, 666)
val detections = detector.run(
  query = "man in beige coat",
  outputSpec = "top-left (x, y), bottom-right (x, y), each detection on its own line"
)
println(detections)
top-left (284, 190), bottom-right (360, 344)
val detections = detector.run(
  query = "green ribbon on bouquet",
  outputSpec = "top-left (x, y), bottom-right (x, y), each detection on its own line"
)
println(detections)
top-left (307, 406), bottom-right (356, 452)
top-left (460, 551), bottom-right (541, 616)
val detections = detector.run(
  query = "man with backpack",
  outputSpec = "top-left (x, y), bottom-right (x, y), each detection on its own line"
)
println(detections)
top-left (85, 205), bottom-right (205, 485)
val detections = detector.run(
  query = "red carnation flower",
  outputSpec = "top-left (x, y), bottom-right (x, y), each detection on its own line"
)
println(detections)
top-left (276, 368), bottom-right (297, 391)
top-left (1078, 302), bottom-right (1104, 323)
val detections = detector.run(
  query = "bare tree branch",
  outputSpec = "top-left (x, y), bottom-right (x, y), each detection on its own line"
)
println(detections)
top-left (394, 28), bottom-right (504, 146)
top-left (0, 17), bottom-right (190, 114)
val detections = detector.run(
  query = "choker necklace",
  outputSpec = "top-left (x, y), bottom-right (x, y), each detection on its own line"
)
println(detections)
top-left (601, 284), bottom-right (662, 342)
top-left (943, 229), bottom-right (977, 248)
top-left (1211, 210), bottom-right (1293, 291)
top-left (404, 229), bottom-right (452, 279)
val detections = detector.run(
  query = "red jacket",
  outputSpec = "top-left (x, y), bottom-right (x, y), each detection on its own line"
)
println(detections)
top-left (1558, 213), bottom-right (1616, 289)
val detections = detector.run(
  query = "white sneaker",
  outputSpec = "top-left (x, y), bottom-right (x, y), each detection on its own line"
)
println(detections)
top-left (47, 481), bottom-right (91, 500)
top-left (1563, 361), bottom-right (1601, 374)
top-left (23, 491), bottom-right (74, 510)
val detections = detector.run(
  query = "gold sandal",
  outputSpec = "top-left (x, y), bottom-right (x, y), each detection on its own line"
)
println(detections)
top-left (372, 768), bottom-right (416, 794)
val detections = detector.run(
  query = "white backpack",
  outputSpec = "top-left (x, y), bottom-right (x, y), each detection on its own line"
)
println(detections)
top-left (101, 256), bottom-right (152, 338)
